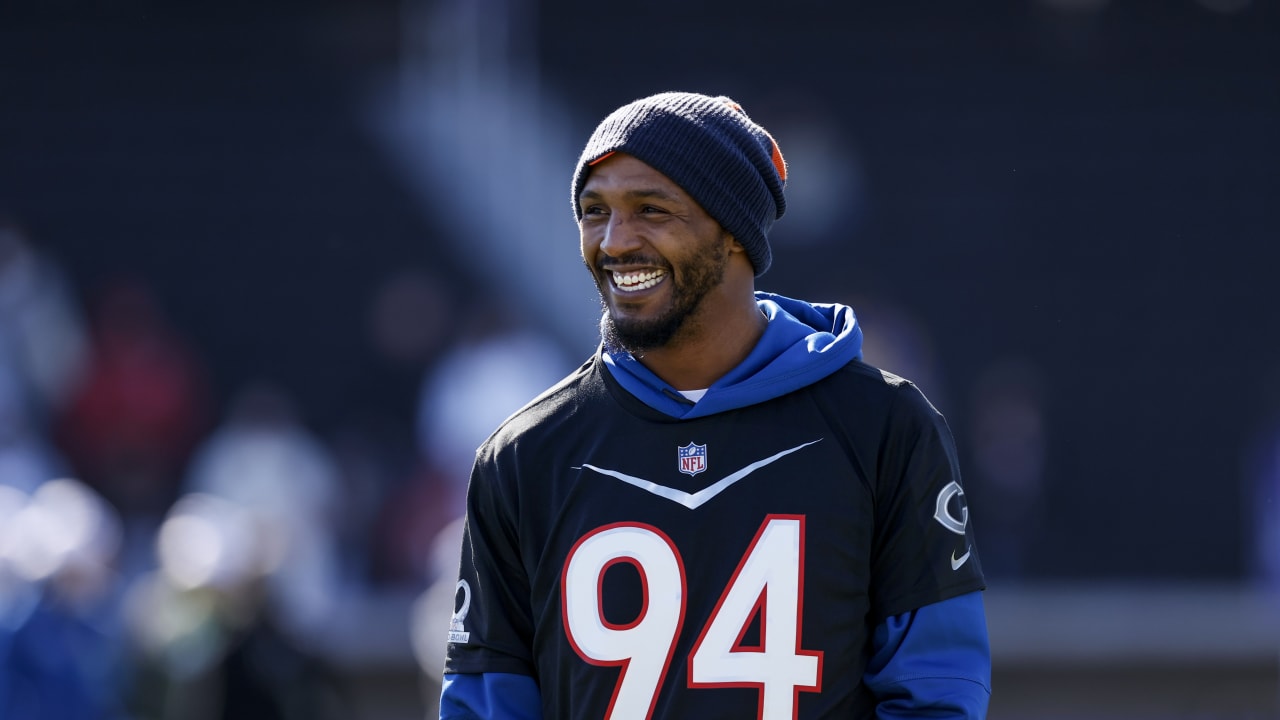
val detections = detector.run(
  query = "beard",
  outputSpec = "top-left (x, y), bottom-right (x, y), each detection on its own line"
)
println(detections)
top-left (595, 239), bottom-right (728, 354)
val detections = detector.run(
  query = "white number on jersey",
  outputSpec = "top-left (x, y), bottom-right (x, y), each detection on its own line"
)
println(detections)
top-left (562, 523), bottom-right (685, 720)
top-left (562, 516), bottom-right (822, 720)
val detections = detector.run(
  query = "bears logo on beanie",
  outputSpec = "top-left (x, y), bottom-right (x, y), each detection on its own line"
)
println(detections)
top-left (571, 92), bottom-right (787, 277)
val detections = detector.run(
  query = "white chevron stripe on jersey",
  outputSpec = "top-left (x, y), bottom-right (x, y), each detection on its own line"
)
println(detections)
top-left (580, 440), bottom-right (822, 510)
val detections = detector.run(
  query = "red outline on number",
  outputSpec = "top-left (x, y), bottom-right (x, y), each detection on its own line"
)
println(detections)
top-left (561, 522), bottom-right (687, 720)
top-left (687, 514), bottom-right (823, 720)
top-left (730, 592), bottom-right (767, 653)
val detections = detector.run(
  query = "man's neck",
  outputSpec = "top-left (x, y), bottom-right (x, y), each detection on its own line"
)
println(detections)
top-left (629, 297), bottom-right (766, 391)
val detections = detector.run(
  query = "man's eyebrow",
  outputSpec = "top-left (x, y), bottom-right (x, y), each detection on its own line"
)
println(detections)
top-left (579, 188), bottom-right (682, 203)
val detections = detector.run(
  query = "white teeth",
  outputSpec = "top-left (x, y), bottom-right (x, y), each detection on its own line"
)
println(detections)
top-left (611, 269), bottom-right (667, 292)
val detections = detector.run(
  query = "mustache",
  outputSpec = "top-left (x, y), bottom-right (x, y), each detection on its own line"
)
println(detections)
top-left (596, 255), bottom-right (670, 273)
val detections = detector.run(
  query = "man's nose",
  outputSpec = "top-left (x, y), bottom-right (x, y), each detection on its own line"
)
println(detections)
top-left (599, 213), bottom-right (642, 257)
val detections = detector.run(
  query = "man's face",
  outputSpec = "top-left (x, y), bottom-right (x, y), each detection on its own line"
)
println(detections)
top-left (578, 153), bottom-right (730, 354)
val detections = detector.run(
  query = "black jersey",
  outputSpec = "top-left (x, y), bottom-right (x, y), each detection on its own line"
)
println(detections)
top-left (443, 353), bottom-right (985, 719)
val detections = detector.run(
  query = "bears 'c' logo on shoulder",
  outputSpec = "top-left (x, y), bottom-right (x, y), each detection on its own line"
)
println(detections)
top-left (933, 481), bottom-right (969, 536)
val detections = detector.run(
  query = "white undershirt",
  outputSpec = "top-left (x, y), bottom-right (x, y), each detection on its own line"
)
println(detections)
top-left (678, 388), bottom-right (708, 402)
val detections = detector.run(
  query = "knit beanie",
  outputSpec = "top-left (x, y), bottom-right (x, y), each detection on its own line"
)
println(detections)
top-left (571, 92), bottom-right (788, 276)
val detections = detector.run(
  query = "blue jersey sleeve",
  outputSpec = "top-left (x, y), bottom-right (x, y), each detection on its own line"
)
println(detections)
top-left (863, 591), bottom-right (991, 719)
top-left (439, 672), bottom-right (543, 720)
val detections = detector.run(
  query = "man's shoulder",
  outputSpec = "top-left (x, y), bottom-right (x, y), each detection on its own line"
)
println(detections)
top-left (822, 358), bottom-right (918, 398)
top-left (484, 355), bottom-right (606, 447)
top-left (814, 358), bottom-right (944, 423)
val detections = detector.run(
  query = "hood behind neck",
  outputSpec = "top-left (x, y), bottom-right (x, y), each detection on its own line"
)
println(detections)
top-left (602, 291), bottom-right (863, 419)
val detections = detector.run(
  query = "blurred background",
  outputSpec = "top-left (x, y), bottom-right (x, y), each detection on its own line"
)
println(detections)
top-left (0, 0), bottom-right (1277, 718)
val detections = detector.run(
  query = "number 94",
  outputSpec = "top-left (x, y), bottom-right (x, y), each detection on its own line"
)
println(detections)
top-left (561, 515), bottom-right (823, 720)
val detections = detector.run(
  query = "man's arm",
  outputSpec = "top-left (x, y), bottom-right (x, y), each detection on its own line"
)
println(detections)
top-left (439, 672), bottom-right (542, 720)
top-left (863, 591), bottom-right (991, 718)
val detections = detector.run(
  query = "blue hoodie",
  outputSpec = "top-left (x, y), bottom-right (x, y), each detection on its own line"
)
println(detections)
top-left (440, 292), bottom-right (990, 719)
top-left (602, 292), bottom-right (864, 418)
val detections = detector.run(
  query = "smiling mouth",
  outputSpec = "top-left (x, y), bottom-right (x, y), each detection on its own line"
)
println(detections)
top-left (611, 269), bottom-right (668, 293)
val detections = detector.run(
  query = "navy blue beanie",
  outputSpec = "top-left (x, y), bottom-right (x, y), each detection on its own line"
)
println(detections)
top-left (571, 92), bottom-right (788, 276)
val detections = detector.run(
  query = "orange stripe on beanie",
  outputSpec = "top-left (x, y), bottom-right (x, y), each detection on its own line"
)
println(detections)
top-left (571, 92), bottom-right (788, 277)
top-left (718, 97), bottom-right (787, 184)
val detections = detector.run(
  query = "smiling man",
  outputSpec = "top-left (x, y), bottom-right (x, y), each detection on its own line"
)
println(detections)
top-left (439, 92), bottom-right (991, 719)
top-left (580, 151), bottom-right (764, 390)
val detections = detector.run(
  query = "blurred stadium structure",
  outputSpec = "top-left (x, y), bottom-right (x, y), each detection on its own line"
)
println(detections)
top-left (1, 0), bottom-right (1278, 717)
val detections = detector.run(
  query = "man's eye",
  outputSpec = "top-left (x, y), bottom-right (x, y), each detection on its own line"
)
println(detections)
top-left (582, 206), bottom-right (607, 217)
top-left (640, 206), bottom-right (667, 214)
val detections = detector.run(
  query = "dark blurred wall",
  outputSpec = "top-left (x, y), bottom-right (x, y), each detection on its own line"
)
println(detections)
top-left (0, 1), bottom-right (443, 440)
top-left (1, 0), bottom-right (1277, 582)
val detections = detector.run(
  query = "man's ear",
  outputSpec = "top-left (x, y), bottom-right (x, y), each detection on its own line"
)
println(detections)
top-left (723, 231), bottom-right (745, 255)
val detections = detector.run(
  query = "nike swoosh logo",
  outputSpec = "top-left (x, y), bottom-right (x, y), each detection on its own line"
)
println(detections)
top-left (951, 546), bottom-right (972, 571)
top-left (580, 440), bottom-right (821, 510)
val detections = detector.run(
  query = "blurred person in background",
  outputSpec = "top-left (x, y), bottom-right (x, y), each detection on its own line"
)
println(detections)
top-left (0, 221), bottom-right (130, 719)
top-left (0, 484), bottom-right (28, 711)
top-left (0, 477), bottom-right (130, 719)
top-left (180, 382), bottom-right (346, 643)
top-left (354, 267), bottom-right (459, 586)
top-left (0, 215), bottom-right (90, 427)
top-left (55, 279), bottom-right (211, 582)
top-left (122, 491), bottom-right (349, 720)
top-left (400, 298), bottom-right (572, 713)
top-left (355, 266), bottom-right (462, 589)
top-left (377, 297), bottom-right (570, 587)
top-left (413, 297), bottom-right (573, 522)
top-left (0, 348), bottom-right (73, 500)
top-left (439, 92), bottom-right (989, 719)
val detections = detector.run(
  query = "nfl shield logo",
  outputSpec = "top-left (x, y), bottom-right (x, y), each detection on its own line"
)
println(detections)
top-left (677, 442), bottom-right (707, 477)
